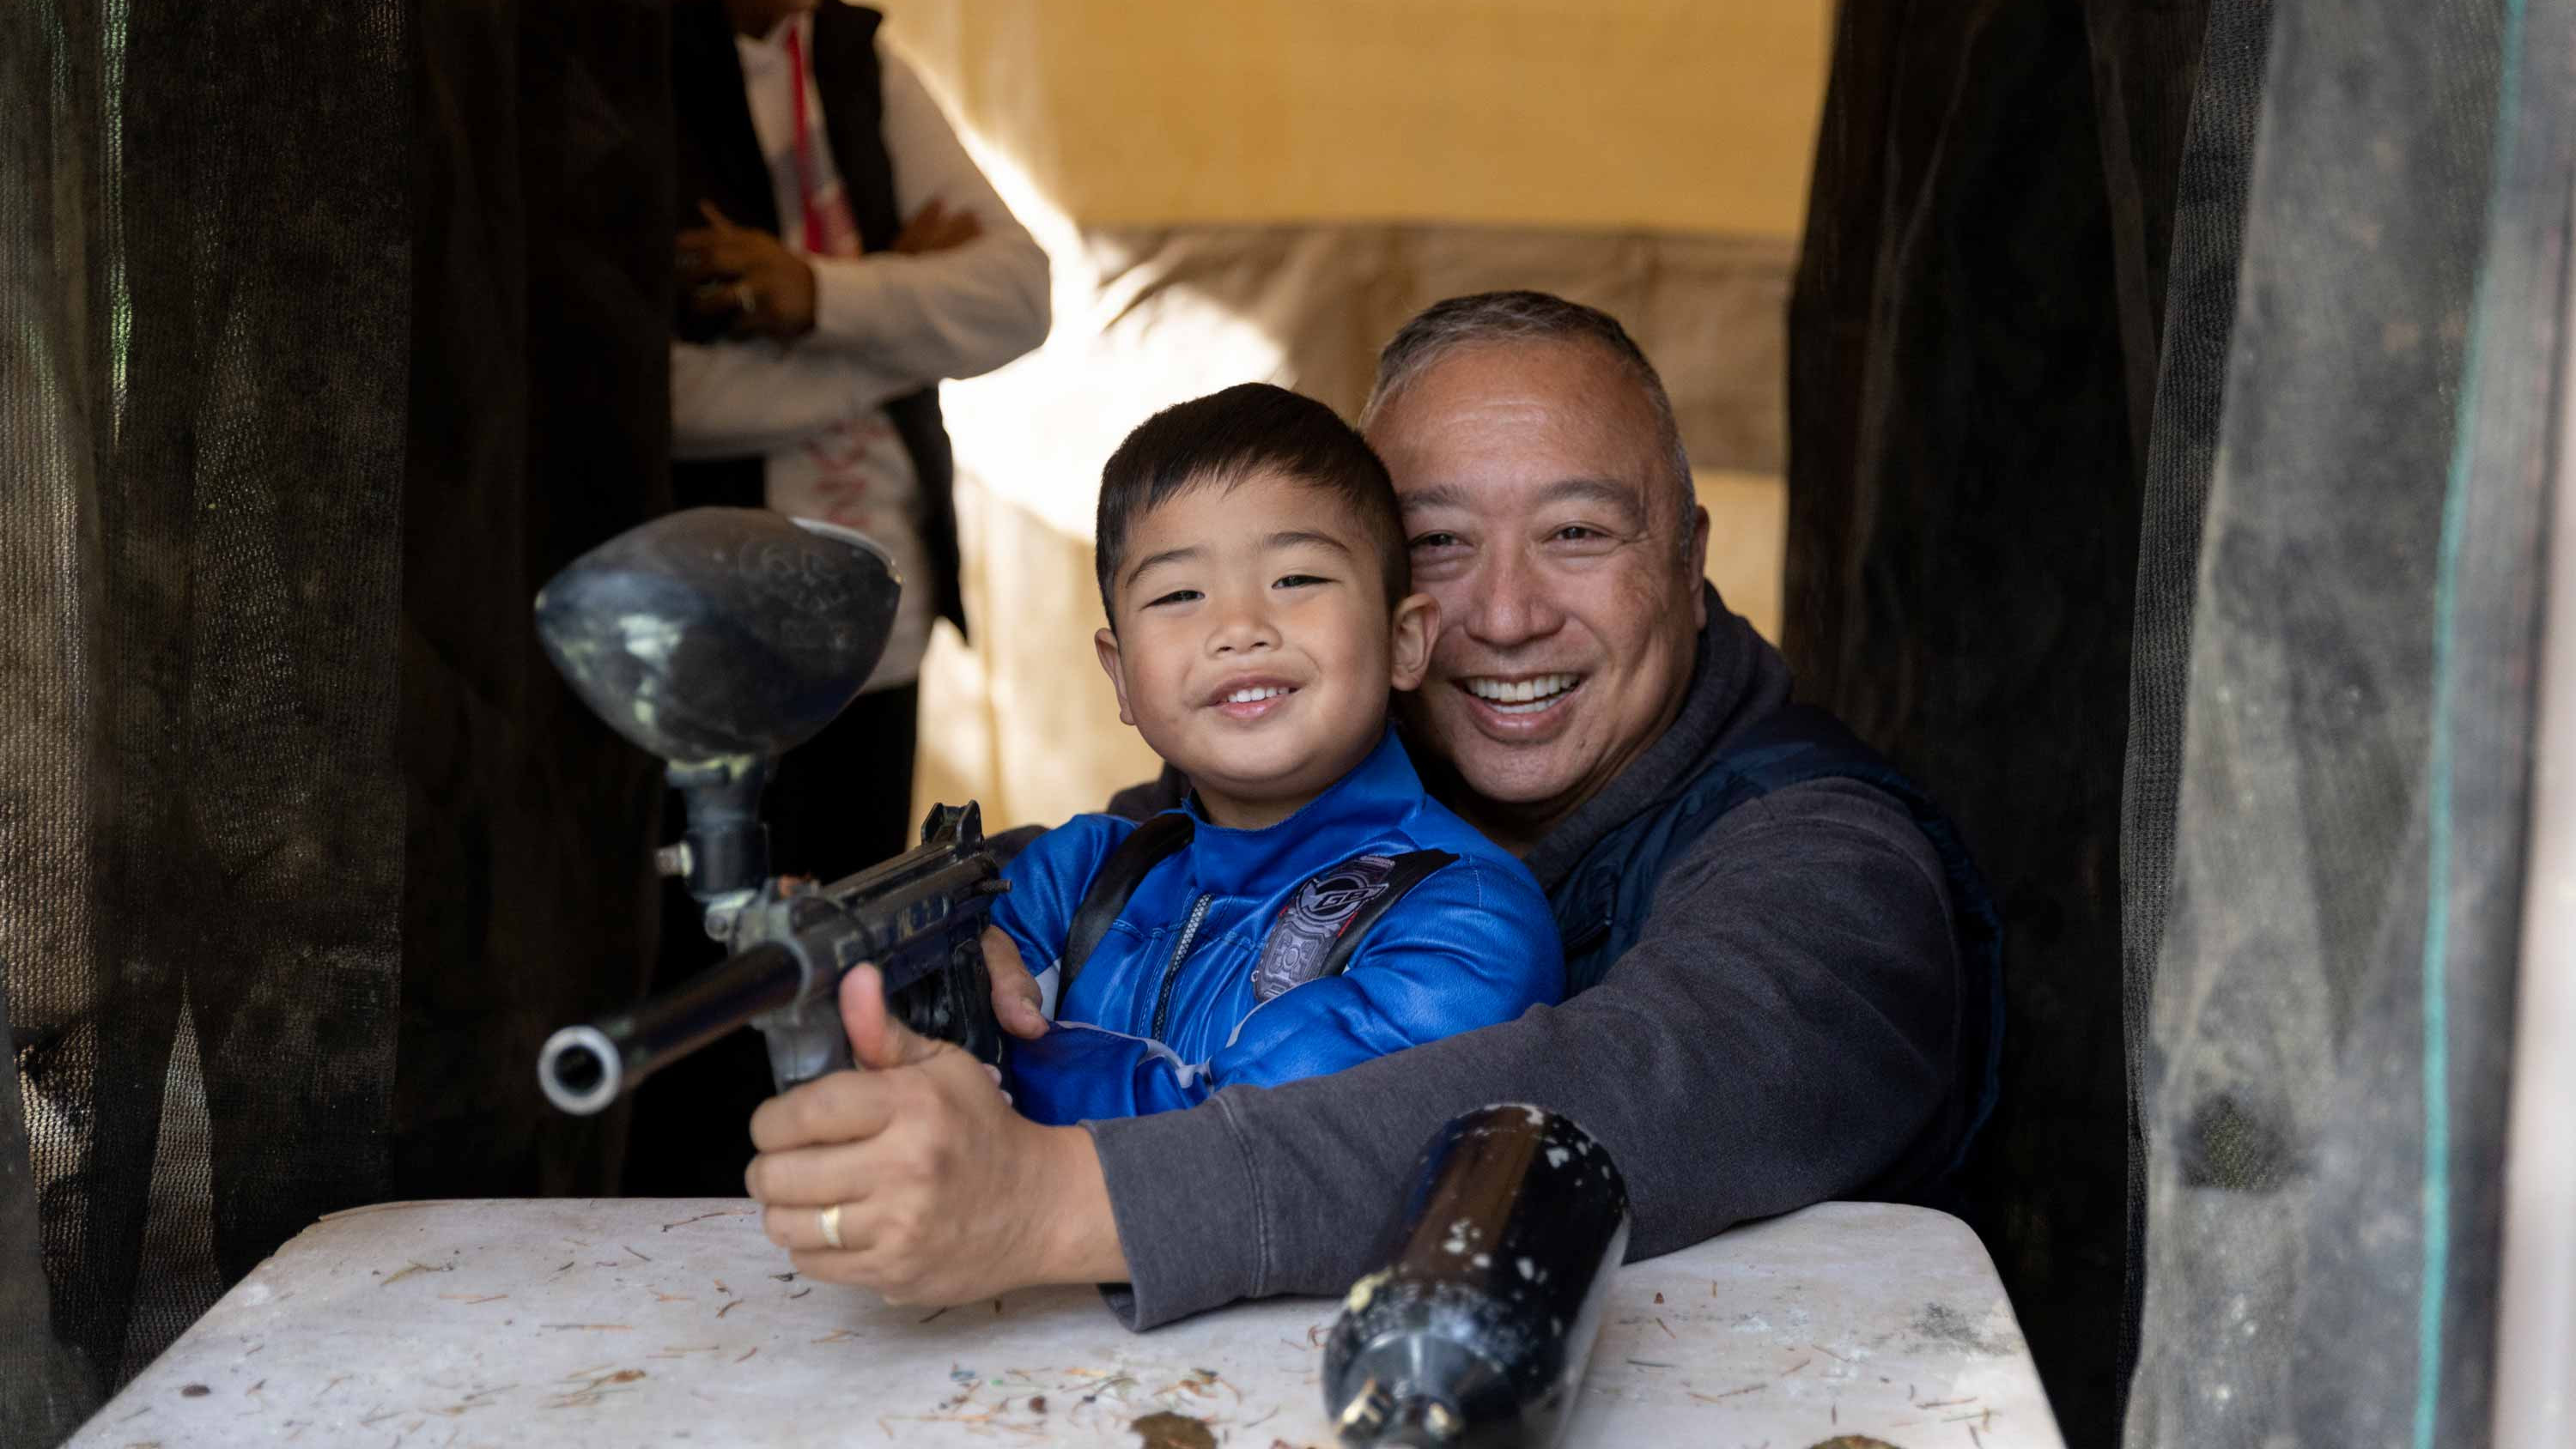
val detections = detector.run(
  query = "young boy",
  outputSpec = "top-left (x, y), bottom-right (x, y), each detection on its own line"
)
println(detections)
top-left (989, 383), bottom-right (1564, 1125)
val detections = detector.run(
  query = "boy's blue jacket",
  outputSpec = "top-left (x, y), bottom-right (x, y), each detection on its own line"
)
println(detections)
top-left (990, 731), bottom-right (1564, 1125)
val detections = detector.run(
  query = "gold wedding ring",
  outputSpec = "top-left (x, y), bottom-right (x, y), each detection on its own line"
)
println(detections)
top-left (817, 1203), bottom-right (844, 1251)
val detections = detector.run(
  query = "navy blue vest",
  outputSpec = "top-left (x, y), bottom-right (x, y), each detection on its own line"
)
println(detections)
top-left (1550, 706), bottom-right (2005, 1178)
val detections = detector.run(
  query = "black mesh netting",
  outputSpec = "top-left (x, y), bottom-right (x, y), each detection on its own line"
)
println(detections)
top-left (3, 2), bottom-right (674, 1440)
top-left (1, 1), bottom-right (411, 1435)
top-left (2115, 0), bottom-right (2273, 1408)
top-left (393, 1), bottom-right (673, 1209)
top-left (2122, 0), bottom-right (2573, 1440)
top-left (1786, 1), bottom-right (2196, 1438)
top-left (1791, 0), bottom-right (2567, 1441)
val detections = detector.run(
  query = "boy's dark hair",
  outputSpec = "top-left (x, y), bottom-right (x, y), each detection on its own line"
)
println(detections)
top-left (1093, 383), bottom-right (1409, 621)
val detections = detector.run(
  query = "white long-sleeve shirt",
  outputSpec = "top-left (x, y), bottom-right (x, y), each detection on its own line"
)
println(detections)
top-left (673, 15), bottom-right (1049, 689)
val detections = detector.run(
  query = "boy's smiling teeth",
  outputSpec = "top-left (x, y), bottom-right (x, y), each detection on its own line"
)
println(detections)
top-left (1224, 685), bottom-right (1292, 704)
top-left (1463, 673), bottom-right (1579, 709)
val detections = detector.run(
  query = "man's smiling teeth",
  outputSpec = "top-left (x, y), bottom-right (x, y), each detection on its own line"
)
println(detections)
top-left (1464, 674), bottom-right (1579, 714)
top-left (1224, 685), bottom-right (1291, 704)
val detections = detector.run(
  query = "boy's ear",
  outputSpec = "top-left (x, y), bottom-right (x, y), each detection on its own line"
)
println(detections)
top-left (1095, 626), bottom-right (1137, 726)
top-left (1388, 591), bottom-right (1439, 692)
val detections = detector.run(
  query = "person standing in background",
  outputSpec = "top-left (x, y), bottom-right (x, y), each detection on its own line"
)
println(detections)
top-left (670, 0), bottom-right (1048, 876)
top-left (629, 0), bottom-right (1048, 1196)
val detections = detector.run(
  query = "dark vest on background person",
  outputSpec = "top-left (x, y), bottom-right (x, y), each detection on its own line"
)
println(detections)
top-left (668, 0), bottom-right (966, 635)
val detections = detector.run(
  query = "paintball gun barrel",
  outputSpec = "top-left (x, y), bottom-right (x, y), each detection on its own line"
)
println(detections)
top-left (538, 799), bottom-right (1007, 1115)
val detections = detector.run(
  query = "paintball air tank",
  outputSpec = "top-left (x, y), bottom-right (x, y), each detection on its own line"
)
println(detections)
top-left (1323, 1104), bottom-right (1631, 1448)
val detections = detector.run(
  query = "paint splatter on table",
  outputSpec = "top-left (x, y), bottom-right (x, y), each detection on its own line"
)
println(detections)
top-left (67, 1198), bottom-right (2062, 1446)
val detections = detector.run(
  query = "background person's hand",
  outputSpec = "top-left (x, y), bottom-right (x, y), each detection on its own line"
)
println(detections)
top-left (980, 925), bottom-right (1048, 1040)
top-left (677, 200), bottom-right (818, 341)
top-left (742, 962), bottom-right (1121, 1304)
top-left (890, 198), bottom-right (982, 255)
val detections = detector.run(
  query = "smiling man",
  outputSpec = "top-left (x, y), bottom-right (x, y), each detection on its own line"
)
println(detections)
top-left (1367, 315), bottom-right (1709, 860)
top-left (739, 292), bottom-right (2000, 1321)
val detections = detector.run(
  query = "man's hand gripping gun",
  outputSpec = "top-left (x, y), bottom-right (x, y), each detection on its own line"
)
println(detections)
top-left (526, 507), bottom-right (1009, 1115)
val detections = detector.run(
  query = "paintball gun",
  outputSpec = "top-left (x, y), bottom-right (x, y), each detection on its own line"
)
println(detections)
top-left (529, 507), bottom-right (1008, 1116)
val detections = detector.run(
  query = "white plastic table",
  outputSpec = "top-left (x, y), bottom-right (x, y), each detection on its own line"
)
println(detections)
top-left (70, 1197), bottom-right (2061, 1448)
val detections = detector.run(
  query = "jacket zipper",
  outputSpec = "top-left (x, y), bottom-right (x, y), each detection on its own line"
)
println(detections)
top-left (1149, 892), bottom-right (1215, 1042)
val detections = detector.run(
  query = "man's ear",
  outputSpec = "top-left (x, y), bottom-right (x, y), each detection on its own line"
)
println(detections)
top-left (1686, 500), bottom-right (1711, 629)
top-left (1095, 626), bottom-right (1137, 726)
top-left (1388, 591), bottom-right (1440, 693)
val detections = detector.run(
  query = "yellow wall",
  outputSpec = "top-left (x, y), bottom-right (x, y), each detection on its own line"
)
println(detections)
top-left (871, 0), bottom-right (1831, 237)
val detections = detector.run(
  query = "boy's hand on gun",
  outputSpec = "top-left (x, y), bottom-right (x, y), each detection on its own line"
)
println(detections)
top-left (743, 950), bottom-right (1121, 1304)
top-left (980, 925), bottom-right (1051, 1041)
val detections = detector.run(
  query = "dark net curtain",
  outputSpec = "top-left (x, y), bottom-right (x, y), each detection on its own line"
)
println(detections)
top-left (2113, 0), bottom-right (2270, 1407)
top-left (2124, 0), bottom-right (2567, 1439)
top-left (3, 2), bottom-right (675, 1440)
top-left (1785, 1), bottom-right (2202, 1440)
top-left (0, 0), bottom-right (410, 1436)
top-left (396, 1), bottom-right (674, 1206)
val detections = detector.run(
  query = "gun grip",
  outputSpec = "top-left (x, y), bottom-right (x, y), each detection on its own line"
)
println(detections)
top-left (886, 931), bottom-right (1004, 1066)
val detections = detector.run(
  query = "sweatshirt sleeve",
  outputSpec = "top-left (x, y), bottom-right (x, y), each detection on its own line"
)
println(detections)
top-left (1083, 778), bottom-right (1963, 1328)
top-left (668, 337), bottom-right (919, 460)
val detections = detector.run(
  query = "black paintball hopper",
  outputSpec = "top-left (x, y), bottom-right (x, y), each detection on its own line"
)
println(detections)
top-left (533, 507), bottom-right (901, 766)
top-left (527, 506), bottom-right (1007, 1119)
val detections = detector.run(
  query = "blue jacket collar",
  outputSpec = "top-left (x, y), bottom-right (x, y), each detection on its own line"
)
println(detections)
top-left (1169, 729), bottom-right (1421, 894)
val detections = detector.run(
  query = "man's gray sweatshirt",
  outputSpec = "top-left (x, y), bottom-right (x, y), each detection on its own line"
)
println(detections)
top-left (1086, 595), bottom-right (1965, 1327)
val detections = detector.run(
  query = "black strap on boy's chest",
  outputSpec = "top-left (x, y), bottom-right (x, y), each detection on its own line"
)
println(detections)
top-left (1292, 847), bottom-right (1457, 986)
top-left (1055, 814), bottom-right (1455, 996)
top-left (1060, 813), bottom-right (1194, 989)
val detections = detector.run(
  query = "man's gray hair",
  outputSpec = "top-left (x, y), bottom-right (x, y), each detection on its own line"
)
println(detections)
top-left (1358, 290), bottom-right (1698, 563)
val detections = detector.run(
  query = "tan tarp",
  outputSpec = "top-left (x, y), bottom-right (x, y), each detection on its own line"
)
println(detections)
top-left (866, 3), bottom-right (1825, 828)
top-left (915, 223), bottom-right (1795, 827)
top-left (872, 0), bottom-right (1826, 236)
